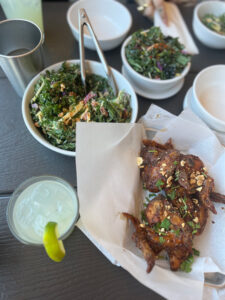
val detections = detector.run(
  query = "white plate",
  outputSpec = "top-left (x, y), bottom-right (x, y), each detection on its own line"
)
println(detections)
top-left (183, 86), bottom-right (225, 145)
top-left (122, 65), bottom-right (184, 100)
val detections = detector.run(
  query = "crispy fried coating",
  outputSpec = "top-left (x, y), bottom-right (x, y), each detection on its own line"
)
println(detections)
top-left (123, 213), bottom-right (156, 273)
top-left (165, 185), bottom-right (208, 235)
top-left (124, 139), bottom-right (225, 273)
top-left (176, 154), bottom-right (216, 214)
top-left (145, 195), bottom-right (193, 270)
top-left (140, 140), bottom-right (217, 214)
top-left (140, 141), bottom-right (180, 192)
top-left (211, 192), bottom-right (225, 204)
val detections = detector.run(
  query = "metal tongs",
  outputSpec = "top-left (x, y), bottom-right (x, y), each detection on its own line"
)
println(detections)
top-left (78, 8), bottom-right (117, 95)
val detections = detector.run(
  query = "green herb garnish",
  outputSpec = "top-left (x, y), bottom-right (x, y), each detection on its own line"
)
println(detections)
top-left (148, 150), bottom-right (158, 153)
top-left (187, 221), bottom-right (200, 234)
top-left (156, 179), bottom-right (164, 190)
top-left (159, 236), bottom-right (165, 244)
top-left (170, 229), bottom-right (180, 236)
top-left (180, 254), bottom-right (194, 273)
top-left (141, 210), bottom-right (148, 225)
top-left (192, 248), bottom-right (200, 256)
top-left (167, 189), bottom-right (176, 201)
top-left (175, 170), bottom-right (180, 181)
top-left (173, 161), bottom-right (178, 165)
top-left (125, 27), bottom-right (191, 80)
top-left (179, 197), bottom-right (188, 217)
top-left (160, 218), bottom-right (171, 231)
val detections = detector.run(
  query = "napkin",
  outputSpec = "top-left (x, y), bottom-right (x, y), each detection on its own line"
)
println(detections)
top-left (154, 2), bottom-right (199, 55)
top-left (76, 105), bottom-right (225, 300)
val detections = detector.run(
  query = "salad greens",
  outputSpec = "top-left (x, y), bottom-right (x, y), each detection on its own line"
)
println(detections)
top-left (201, 13), bottom-right (225, 35)
top-left (30, 62), bottom-right (132, 151)
top-left (125, 27), bottom-right (191, 80)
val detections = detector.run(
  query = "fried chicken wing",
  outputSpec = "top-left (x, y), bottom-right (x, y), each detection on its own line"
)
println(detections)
top-left (176, 154), bottom-right (216, 214)
top-left (123, 139), bottom-right (224, 274)
top-left (123, 213), bottom-right (156, 273)
top-left (211, 192), bottom-right (225, 204)
top-left (145, 195), bottom-right (193, 271)
top-left (165, 185), bottom-right (208, 235)
top-left (140, 141), bottom-right (180, 192)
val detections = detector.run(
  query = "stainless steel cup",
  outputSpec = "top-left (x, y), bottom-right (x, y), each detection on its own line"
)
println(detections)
top-left (0, 19), bottom-right (44, 97)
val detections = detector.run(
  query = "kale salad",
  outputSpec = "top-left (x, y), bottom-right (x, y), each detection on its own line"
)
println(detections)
top-left (201, 13), bottom-right (225, 35)
top-left (30, 62), bottom-right (132, 151)
top-left (125, 27), bottom-right (191, 80)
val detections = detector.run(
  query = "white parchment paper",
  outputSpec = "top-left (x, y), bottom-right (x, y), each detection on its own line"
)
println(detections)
top-left (76, 105), bottom-right (225, 300)
top-left (154, 2), bottom-right (199, 55)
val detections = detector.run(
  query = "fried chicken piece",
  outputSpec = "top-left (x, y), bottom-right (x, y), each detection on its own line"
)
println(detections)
top-left (140, 141), bottom-right (180, 192)
top-left (176, 154), bottom-right (216, 214)
top-left (142, 139), bottom-right (174, 150)
top-left (123, 213), bottom-right (156, 273)
top-left (165, 185), bottom-right (208, 235)
top-left (145, 195), bottom-right (193, 271)
top-left (211, 192), bottom-right (225, 204)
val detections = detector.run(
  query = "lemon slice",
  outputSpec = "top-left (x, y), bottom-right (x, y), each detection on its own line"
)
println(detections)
top-left (43, 222), bottom-right (65, 262)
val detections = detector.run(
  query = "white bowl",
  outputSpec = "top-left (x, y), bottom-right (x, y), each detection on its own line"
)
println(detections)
top-left (67, 0), bottom-right (132, 51)
top-left (22, 60), bottom-right (138, 157)
top-left (193, 1), bottom-right (225, 49)
top-left (192, 65), bottom-right (225, 132)
top-left (121, 35), bottom-right (191, 99)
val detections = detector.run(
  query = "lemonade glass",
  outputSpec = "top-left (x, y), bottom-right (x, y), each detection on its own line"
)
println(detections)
top-left (7, 176), bottom-right (79, 245)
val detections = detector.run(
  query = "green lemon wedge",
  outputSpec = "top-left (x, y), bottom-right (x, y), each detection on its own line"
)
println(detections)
top-left (43, 222), bottom-right (65, 262)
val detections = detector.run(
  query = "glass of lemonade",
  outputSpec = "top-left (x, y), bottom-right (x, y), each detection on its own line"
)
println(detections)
top-left (0, 0), bottom-right (44, 33)
top-left (7, 176), bottom-right (79, 245)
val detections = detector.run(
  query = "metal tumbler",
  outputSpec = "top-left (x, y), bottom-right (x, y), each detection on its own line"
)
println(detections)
top-left (0, 19), bottom-right (44, 97)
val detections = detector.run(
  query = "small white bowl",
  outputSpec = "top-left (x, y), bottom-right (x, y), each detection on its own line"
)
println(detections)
top-left (121, 35), bottom-right (191, 100)
top-left (192, 65), bottom-right (225, 132)
top-left (67, 0), bottom-right (132, 51)
top-left (193, 1), bottom-right (225, 49)
top-left (22, 60), bottom-right (138, 157)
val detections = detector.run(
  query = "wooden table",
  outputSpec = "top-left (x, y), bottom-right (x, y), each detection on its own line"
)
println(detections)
top-left (0, 1), bottom-right (224, 299)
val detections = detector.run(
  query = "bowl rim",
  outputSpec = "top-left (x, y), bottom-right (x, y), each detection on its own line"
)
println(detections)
top-left (66, 0), bottom-right (132, 43)
top-left (194, 0), bottom-right (225, 40)
top-left (121, 32), bottom-right (191, 85)
top-left (6, 175), bottom-right (79, 246)
top-left (22, 59), bottom-right (138, 157)
top-left (193, 64), bottom-right (225, 128)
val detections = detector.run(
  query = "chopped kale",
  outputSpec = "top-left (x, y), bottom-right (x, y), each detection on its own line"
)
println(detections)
top-left (125, 27), bottom-right (191, 80)
top-left (30, 62), bottom-right (132, 151)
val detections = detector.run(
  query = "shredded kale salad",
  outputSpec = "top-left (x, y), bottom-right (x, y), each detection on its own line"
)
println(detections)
top-left (125, 27), bottom-right (191, 80)
top-left (30, 62), bottom-right (132, 151)
top-left (201, 13), bottom-right (225, 35)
